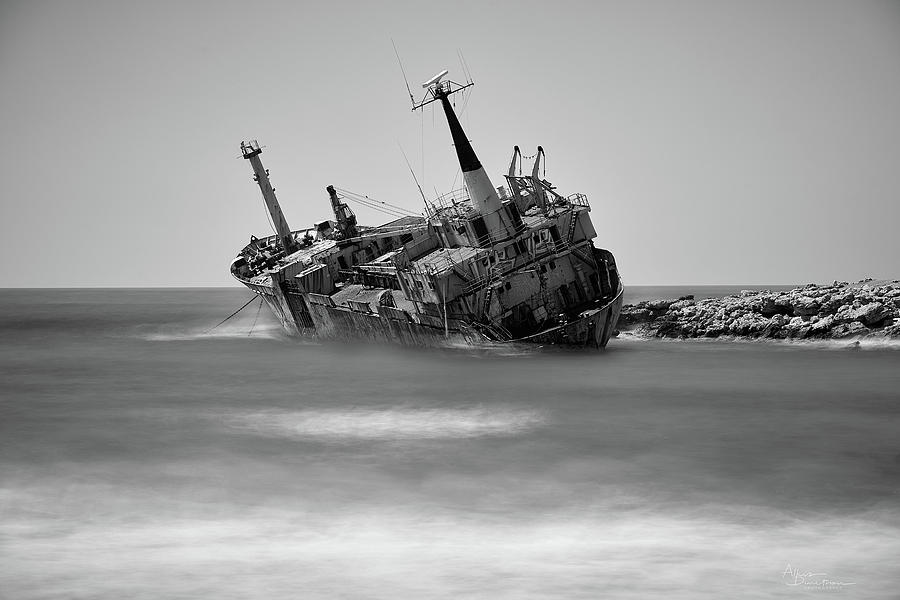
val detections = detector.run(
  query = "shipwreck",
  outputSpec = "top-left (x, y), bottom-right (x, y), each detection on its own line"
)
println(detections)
top-left (230, 70), bottom-right (623, 347)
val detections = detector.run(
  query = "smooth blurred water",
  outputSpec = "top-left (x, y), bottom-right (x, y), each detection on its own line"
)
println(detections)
top-left (1, 288), bottom-right (898, 599)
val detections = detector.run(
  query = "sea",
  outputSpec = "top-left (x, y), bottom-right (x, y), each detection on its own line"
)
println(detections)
top-left (1, 286), bottom-right (898, 599)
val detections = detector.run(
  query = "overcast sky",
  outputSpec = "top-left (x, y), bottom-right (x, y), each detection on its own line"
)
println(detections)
top-left (1, 0), bottom-right (898, 287)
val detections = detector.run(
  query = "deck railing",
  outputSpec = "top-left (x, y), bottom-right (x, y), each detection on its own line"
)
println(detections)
top-left (428, 188), bottom-right (474, 219)
top-left (567, 193), bottom-right (590, 208)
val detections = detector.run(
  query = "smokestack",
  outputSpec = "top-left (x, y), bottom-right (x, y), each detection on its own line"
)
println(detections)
top-left (434, 85), bottom-right (512, 244)
top-left (436, 88), bottom-right (501, 216)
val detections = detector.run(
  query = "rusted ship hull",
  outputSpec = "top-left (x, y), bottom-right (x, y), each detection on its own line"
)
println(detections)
top-left (245, 273), bottom-right (623, 349)
top-left (511, 287), bottom-right (623, 348)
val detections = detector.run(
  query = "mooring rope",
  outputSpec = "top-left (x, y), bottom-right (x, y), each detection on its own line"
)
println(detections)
top-left (247, 296), bottom-right (263, 336)
top-left (205, 295), bottom-right (258, 334)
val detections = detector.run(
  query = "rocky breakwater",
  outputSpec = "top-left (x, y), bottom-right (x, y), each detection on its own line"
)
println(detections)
top-left (620, 280), bottom-right (900, 341)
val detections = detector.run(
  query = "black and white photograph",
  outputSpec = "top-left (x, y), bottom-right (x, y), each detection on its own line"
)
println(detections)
top-left (1, 0), bottom-right (898, 597)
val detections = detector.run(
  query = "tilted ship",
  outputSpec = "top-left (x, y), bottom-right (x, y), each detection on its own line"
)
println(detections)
top-left (230, 71), bottom-right (623, 347)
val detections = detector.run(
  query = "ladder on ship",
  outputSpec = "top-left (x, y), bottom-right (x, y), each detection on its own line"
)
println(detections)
top-left (482, 286), bottom-right (494, 316)
top-left (566, 211), bottom-right (579, 243)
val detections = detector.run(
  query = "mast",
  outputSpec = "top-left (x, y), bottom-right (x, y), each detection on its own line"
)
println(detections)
top-left (414, 71), bottom-right (515, 245)
top-left (240, 140), bottom-right (295, 253)
top-left (531, 146), bottom-right (546, 212)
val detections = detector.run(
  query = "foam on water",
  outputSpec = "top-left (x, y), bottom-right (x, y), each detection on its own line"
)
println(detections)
top-left (142, 322), bottom-right (289, 342)
top-left (224, 406), bottom-right (546, 441)
top-left (617, 330), bottom-right (900, 350)
top-left (3, 495), bottom-right (897, 599)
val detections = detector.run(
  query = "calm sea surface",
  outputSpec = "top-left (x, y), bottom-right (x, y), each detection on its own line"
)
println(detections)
top-left (1, 287), bottom-right (898, 599)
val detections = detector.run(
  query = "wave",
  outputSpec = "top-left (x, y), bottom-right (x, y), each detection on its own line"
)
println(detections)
top-left (223, 406), bottom-right (546, 441)
top-left (3, 501), bottom-right (897, 599)
top-left (616, 330), bottom-right (900, 350)
top-left (140, 322), bottom-right (291, 342)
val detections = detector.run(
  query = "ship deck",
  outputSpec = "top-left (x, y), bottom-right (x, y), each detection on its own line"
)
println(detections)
top-left (331, 283), bottom-right (418, 313)
top-left (411, 246), bottom-right (485, 276)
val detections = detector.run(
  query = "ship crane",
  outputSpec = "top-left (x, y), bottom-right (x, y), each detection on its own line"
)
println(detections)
top-left (507, 145), bottom-right (522, 200)
top-left (326, 185), bottom-right (358, 239)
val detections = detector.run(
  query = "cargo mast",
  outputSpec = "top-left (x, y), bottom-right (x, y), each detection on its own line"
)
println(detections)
top-left (240, 140), bottom-right (295, 253)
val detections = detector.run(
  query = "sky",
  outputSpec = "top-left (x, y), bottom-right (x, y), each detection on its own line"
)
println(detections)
top-left (1, 0), bottom-right (899, 287)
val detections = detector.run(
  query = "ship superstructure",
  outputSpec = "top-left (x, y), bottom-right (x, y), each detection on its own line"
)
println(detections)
top-left (230, 71), bottom-right (623, 347)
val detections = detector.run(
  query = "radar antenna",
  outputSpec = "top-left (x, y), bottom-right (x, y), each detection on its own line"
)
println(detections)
top-left (412, 68), bottom-right (474, 112)
top-left (422, 69), bottom-right (449, 88)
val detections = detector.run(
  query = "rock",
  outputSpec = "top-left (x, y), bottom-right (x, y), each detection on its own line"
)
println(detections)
top-left (832, 305), bottom-right (854, 324)
top-left (619, 305), bottom-right (656, 327)
top-left (830, 324), bottom-right (851, 338)
top-left (655, 319), bottom-right (682, 338)
top-left (759, 296), bottom-right (780, 316)
top-left (668, 299), bottom-right (695, 312)
top-left (783, 316), bottom-right (804, 334)
top-left (809, 315), bottom-right (835, 336)
top-left (849, 302), bottom-right (889, 326)
top-left (760, 316), bottom-right (783, 338)
top-left (621, 282), bottom-right (900, 341)
top-left (815, 293), bottom-right (836, 314)
top-left (729, 313), bottom-right (769, 336)
top-left (774, 295), bottom-right (794, 314)
top-left (782, 316), bottom-right (811, 339)
top-left (645, 299), bottom-right (676, 311)
top-left (792, 296), bottom-right (820, 316)
top-left (821, 291), bottom-right (853, 314)
top-left (880, 322), bottom-right (900, 337)
top-left (831, 322), bottom-right (867, 338)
